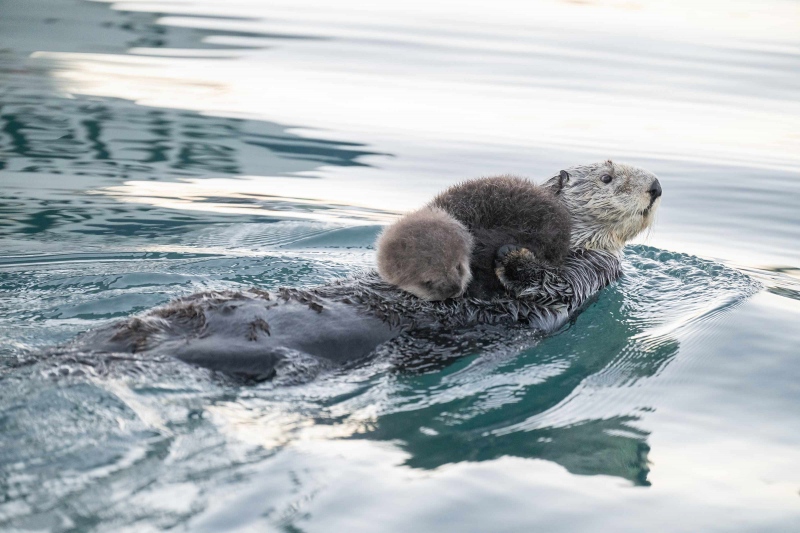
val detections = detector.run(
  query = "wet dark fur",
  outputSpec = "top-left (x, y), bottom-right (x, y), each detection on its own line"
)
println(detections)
top-left (66, 250), bottom-right (620, 381)
top-left (430, 176), bottom-right (571, 299)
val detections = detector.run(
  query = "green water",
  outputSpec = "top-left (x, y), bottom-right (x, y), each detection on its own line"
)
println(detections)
top-left (1, 1), bottom-right (799, 531)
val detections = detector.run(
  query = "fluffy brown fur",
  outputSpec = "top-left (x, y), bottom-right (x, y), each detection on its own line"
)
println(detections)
top-left (376, 206), bottom-right (473, 301)
top-left (377, 161), bottom-right (661, 301)
top-left (376, 177), bottom-right (570, 301)
top-left (429, 175), bottom-right (572, 299)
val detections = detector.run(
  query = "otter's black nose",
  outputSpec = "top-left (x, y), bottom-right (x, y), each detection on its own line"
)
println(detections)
top-left (649, 179), bottom-right (662, 200)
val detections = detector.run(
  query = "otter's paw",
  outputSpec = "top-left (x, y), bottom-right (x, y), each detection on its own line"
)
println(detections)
top-left (495, 245), bottom-right (537, 293)
top-left (496, 244), bottom-right (530, 263)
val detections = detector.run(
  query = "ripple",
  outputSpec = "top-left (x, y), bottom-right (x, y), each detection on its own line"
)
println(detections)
top-left (0, 246), bottom-right (761, 499)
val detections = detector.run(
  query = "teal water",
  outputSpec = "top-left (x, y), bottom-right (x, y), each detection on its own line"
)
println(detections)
top-left (1, 1), bottom-right (799, 531)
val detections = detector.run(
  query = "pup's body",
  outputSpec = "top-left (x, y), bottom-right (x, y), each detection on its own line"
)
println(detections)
top-left (431, 176), bottom-right (571, 299)
top-left (377, 176), bottom-right (571, 300)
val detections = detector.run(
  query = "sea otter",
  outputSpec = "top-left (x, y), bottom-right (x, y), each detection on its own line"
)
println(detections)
top-left (377, 176), bottom-right (572, 300)
top-left (64, 160), bottom-right (662, 380)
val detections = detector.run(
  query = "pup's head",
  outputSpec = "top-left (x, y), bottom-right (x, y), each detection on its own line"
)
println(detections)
top-left (546, 160), bottom-right (662, 252)
top-left (376, 207), bottom-right (473, 301)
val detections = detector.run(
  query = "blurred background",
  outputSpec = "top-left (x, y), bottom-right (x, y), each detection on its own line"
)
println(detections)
top-left (1, 1), bottom-right (799, 532)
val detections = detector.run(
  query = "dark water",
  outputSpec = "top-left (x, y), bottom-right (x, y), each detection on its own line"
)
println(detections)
top-left (1, 1), bottom-right (799, 531)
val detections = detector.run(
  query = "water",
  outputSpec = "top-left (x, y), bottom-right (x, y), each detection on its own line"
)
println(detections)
top-left (1, 0), bottom-right (799, 531)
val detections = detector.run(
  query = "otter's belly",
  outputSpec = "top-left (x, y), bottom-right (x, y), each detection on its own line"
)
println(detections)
top-left (75, 294), bottom-right (402, 380)
top-left (169, 298), bottom-right (400, 376)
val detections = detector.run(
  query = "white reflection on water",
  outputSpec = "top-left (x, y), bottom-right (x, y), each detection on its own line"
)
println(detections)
top-left (23, 0), bottom-right (798, 269)
top-left (100, 175), bottom-right (402, 222)
top-left (40, 0), bottom-right (800, 172)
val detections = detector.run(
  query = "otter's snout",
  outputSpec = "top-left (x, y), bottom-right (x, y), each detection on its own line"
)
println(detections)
top-left (649, 179), bottom-right (662, 201)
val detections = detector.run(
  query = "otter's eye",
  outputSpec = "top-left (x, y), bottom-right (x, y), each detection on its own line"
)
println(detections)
top-left (600, 174), bottom-right (613, 184)
top-left (423, 280), bottom-right (435, 289)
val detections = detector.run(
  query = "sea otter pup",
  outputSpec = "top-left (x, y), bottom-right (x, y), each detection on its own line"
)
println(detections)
top-left (63, 160), bottom-right (661, 381)
top-left (377, 176), bottom-right (572, 300)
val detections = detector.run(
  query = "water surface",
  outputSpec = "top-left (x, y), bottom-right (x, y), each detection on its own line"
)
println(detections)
top-left (1, 0), bottom-right (799, 531)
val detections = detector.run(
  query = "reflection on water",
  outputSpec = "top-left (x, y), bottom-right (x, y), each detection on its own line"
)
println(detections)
top-left (1, 0), bottom-right (800, 531)
top-left (0, 90), bottom-right (382, 239)
top-left (3, 0), bottom-right (799, 263)
top-left (347, 248), bottom-right (754, 485)
top-left (0, 0), bottom-right (384, 249)
top-left (0, 95), bottom-right (375, 176)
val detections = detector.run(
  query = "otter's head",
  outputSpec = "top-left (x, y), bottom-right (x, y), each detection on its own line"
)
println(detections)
top-left (376, 207), bottom-right (473, 301)
top-left (546, 160), bottom-right (662, 253)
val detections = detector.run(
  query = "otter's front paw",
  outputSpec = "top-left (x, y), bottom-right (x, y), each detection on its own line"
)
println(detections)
top-left (495, 245), bottom-right (536, 292)
top-left (496, 244), bottom-right (528, 263)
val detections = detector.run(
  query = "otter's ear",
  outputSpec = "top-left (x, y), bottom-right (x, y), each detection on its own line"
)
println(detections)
top-left (545, 170), bottom-right (569, 194)
top-left (605, 159), bottom-right (613, 167)
top-left (555, 170), bottom-right (570, 193)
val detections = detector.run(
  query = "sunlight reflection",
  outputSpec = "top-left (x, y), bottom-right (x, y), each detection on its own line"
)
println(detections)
top-left (35, 49), bottom-right (800, 173)
top-left (101, 175), bottom-right (402, 223)
top-left (206, 400), bottom-right (379, 450)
